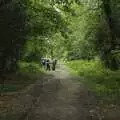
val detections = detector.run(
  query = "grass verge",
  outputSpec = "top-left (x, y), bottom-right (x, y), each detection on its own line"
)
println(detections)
top-left (67, 60), bottom-right (120, 104)
top-left (0, 62), bottom-right (45, 93)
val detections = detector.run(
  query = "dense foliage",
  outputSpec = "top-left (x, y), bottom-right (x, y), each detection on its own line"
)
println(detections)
top-left (67, 60), bottom-right (120, 103)
top-left (0, 0), bottom-right (120, 75)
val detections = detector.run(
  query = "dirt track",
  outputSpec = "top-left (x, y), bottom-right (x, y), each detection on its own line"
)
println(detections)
top-left (23, 65), bottom-right (99, 120)
top-left (0, 65), bottom-right (101, 120)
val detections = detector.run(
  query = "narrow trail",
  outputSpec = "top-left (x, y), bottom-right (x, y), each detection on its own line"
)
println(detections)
top-left (23, 65), bottom-right (99, 120)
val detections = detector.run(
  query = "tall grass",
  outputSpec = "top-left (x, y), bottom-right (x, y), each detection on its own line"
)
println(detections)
top-left (67, 60), bottom-right (120, 103)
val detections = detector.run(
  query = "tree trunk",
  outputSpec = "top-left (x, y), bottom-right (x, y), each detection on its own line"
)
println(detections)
top-left (102, 0), bottom-right (118, 70)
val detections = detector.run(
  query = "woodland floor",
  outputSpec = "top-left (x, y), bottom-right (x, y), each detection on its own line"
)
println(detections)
top-left (0, 65), bottom-right (120, 120)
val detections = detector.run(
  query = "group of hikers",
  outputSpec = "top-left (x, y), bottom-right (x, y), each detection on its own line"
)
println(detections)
top-left (41, 58), bottom-right (57, 71)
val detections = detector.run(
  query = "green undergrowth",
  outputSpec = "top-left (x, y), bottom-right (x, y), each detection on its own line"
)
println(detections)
top-left (67, 60), bottom-right (120, 104)
top-left (18, 61), bottom-right (45, 73)
top-left (0, 84), bottom-right (17, 93)
top-left (0, 72), bottom-right (45, 93)
top-left (0, 62), bottom-right (45, 93)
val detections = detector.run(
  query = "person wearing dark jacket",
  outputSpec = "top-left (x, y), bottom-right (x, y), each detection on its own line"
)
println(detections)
top-left (46, 59), bottom-right (51, 71)
top-left (52, 59), bottom-right (57, 71)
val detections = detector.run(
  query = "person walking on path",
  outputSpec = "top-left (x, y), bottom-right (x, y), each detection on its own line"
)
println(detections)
top-left (52, 59), bottom-right (57, 71)
top-left (46, 59), bottom-right (51, 71)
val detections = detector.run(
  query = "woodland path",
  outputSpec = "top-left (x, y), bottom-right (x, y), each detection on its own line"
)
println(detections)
top-left (0, 64), bottom-right (100, 120)
top-left (23, 64), bottom-right (99, 120)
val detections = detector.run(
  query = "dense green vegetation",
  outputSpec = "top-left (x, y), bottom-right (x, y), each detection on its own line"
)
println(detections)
top-left (67, 60), bottom-right (120, 103)
top-left (0, 0), bottom-right (120, 73)
top-left (0, 0), bottom-right (120, 103)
